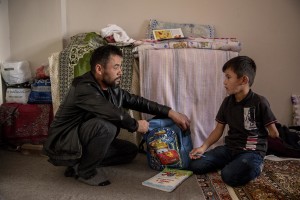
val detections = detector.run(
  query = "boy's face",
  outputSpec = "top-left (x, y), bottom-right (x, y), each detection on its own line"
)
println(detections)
top-left (223, 67), bottom-right (246, 95)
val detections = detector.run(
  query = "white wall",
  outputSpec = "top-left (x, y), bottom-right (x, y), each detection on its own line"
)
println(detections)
top-left (8, 0), bottom-right (62, 69)
top-left (7, 0), bottom-right (300, 126)
top-left (0, 0), bottom-right (10, 61)
top-left (0, 0), bottom-right (10, 104)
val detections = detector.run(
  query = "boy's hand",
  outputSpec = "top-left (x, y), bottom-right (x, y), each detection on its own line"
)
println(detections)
top-left (267, 123), bottom-right (279, 138)
top-left (189, 147), bottom-right (206, 159)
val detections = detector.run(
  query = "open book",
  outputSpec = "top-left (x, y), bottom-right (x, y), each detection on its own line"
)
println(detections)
top-left (153, 28), bottom-right (184, 40)
top-left (142, 168), bottom-right (193, 192)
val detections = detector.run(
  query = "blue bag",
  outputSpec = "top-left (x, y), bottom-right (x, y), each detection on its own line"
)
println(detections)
top-left (140, 118), bottom-right (193, 171)
top-left (28, 79), bottom-right (52, 104)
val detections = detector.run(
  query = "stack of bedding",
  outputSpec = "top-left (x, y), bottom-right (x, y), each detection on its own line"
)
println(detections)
top-left (0, 62), bottom-right (53, 147)
top-left (137, 19), bottom-right (240, 147)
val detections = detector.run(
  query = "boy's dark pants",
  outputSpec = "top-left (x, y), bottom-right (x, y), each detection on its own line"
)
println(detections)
top-left (189, 145), bottom-right (264, 187)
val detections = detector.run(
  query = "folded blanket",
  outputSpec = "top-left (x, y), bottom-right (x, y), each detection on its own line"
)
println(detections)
top-left (0, 103), bottom-right (53, 146)
top-left (139, 48), bottom-right (238, 147)
top-left (133, 38), bottom-right (241, 56)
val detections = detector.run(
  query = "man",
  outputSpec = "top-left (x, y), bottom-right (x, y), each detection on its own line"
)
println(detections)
top-left (43, 45), bottom-right (190, 186)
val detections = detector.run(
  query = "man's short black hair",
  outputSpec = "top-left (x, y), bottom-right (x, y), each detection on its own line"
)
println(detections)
top-left (222, 56), bottom-right (256, 86)
top-left (90, 45), bottom-right (123, 73)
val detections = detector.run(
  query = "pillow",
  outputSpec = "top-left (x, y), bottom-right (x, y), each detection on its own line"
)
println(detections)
top-left (291, 94), bottom-right (300, 126)
top-left (147, 19), bottom-right (215, 39)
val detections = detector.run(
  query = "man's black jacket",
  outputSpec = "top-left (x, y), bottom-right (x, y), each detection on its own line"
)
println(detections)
top-left (43, 71), bottom-right (170, 166)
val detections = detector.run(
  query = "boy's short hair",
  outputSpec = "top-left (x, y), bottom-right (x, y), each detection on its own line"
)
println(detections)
top-left (90, 45), bottom-right (123, 73)
top-left (222, 56), bottom-right (256, 86)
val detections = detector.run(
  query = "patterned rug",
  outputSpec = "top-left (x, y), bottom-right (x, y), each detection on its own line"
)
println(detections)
top-left (197, 156), bottom-right (300, 200)
top-left (58, 32), bottom-right (134, 103)
top-left (197, 171), bottom-right (232, 200)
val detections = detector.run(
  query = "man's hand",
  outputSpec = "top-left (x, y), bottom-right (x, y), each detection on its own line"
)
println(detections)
top-left (137, 120), bottom-right (149, 134)
top-left (168, 109), bottom-right (191, 131)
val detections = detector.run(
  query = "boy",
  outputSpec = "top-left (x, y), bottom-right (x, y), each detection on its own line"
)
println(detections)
top-left (189, 56), bottom-right (279, 187)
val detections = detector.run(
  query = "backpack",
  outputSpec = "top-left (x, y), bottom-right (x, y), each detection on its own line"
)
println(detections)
top-left (139, 118), bottom-right (193, 171)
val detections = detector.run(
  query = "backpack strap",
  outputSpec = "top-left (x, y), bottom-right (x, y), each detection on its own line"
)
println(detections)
top-left (138, 139), bottom-right (147, 154)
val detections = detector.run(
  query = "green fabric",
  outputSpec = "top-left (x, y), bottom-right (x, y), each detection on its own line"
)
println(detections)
top-left (73, 32), bottom-right (107, 77)
top-left (58, 32), bottom-right (134, 103)
top-left (59, 32), bottom-right (107, 102)
top-left (74, 51), bottom-right (92, 77)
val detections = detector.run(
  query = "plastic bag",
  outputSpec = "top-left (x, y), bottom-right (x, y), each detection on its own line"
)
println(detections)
top-left (0, 61), bottom-right (32, 85)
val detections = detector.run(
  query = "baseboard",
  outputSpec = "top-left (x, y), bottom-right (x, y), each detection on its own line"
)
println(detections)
top-left (20, 144), bottom-right (45, 157)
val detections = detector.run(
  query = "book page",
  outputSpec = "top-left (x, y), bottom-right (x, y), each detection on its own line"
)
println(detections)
top-left (153, 28), bottom-right (184, 40)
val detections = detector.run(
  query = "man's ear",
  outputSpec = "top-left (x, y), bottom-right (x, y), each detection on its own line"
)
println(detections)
top-left (96, 64), bottom-right (103, 74)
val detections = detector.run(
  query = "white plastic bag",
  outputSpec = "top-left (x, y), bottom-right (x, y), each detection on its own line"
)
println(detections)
top-left (5, 88), bottom-right (31, 104)
top-left (0, 61), bottom-right (32, 85)
top-left (291, 94), bottom-right (300, 126)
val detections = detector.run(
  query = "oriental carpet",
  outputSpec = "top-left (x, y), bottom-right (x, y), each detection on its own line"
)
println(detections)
top-left (197, 156), bottom-right (300, 200)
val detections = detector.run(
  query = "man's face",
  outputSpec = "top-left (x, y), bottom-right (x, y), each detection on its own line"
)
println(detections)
top-left (99, 55), bottom-right (123, 89)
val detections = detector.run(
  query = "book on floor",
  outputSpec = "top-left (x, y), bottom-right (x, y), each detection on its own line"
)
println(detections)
top-left (142, 167), bottom-right (193, 192)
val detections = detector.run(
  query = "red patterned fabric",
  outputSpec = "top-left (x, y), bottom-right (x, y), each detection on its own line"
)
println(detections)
top-left (0, 103), bottom-right (53, 146)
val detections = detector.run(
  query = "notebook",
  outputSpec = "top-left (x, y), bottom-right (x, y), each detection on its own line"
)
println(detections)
top-left (142, 167), bottom-right (193, 192)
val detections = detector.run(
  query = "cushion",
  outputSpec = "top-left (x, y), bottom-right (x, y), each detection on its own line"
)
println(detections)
top-left (147, 19), bottom-right (215, 39)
